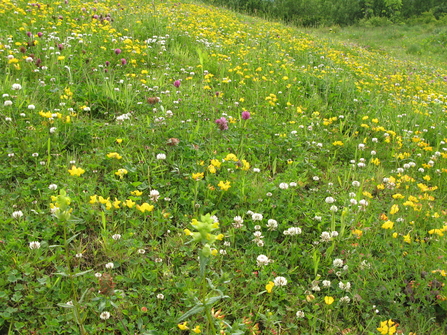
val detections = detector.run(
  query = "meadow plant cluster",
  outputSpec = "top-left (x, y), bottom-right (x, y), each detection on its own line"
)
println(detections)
top-left (1, 0), bottom-right (447, 334)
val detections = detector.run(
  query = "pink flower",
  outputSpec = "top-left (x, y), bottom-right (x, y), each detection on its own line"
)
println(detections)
top-left (37, 32), bottom-right (43, 37)
top-left (215, 117), bottom-right (228, 130)
top-left (173, 80), bottom-right (181, 88)
top-left (241, 111), bottom-right (251, 120)
top-left (114, 49), bottom-right (122, 55)
top-left (120, 58), bottom-right (127, 65)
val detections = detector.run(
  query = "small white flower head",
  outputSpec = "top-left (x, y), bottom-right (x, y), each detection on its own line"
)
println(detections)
top-left (314, 215), bottom-right (322, 221)
top-left (105, 262), bottom-right (114, 269)
top-left (12, 210), bottom-right (24, 219)
top-left (330, 205), bottom-right (338, 212)
top-left (333, 258), bottom-right (343, 268)
top-left (273, 276), bottom-right (288, 286)
top-left (66, 300), bottom-right (73, 306)
top-left (253, 168), bottom-right (260, 173)
top-left (137, 249), bottom-right (146, 254)
top-left (32, 153), bottom-right (39, 157)
top-left (156, 293), bottom-right (165, 299)
top-left (4, 100), bottom-right (13, 106)
top-left (48, 184), bottom-right (58, 190)
top-left (331, 231), bottom-right (338, 238)
top-left (156, 153), bottom-right (166, 160)
top-left (50, 127), bottom-right (57, 133)
top-left (320, 231), bottom-right (331, 242)
top-left (266, 192), bottom-right (273, 197)
top-left (359, 199), bottom-right (368, 206)
top-left (12, 83), bottom-right (22, 90)
top-left (283, 227), bottom-right (302, 236)
top-left (254, 225), bottom-right (261, 231)
top-left (29, 241), bottom-right (41, 249)
top-left (112, 234), bottom-right (121, 240)
top-left (256, 254), bottom-right (270, 266)
top-left (352, 180), bottom-right (360, 187)
top-left (149, 189), bottom-right (160, 202)
top-left (358, 143), bottom-right (365, 150)
top-left (233, 216), bottom-right (243, 224)
top-left (279, 182), bottom-right (289, 189)
top-left (350, 198), bottom-right (358, 205)
top-left (340, 296), bottom-right (351, 303)
top-left (95, 273), bottom-right (102, 278)
top-left (252, 213), bottom-right (263, 221)
top-left (313, 176), bottom-right (320, 181)
top-left (339, 281), bottom-right (351, 291)
top-left (154, 257), bottom-right (163, 263)
top-left (322, 280), bottom-right (331, 288)
top-left (100, 311), bottom-right (111, 320)
top-left (370, 150), bottom-right (377, 155)
top-left (5, 117), bottom-right (12, 122)
top-left (266, 219), bottom-right (278, 231)
top-left (289, 182), bottom-right (297, 187)
top-left (296, 310), bottom-right (305, 318)
top-left (75, 253), bottom-right (83, 258)
top-left (325, 197), bottom-right (335, 204)
top-left (8, 153), bottom-right (15, 157)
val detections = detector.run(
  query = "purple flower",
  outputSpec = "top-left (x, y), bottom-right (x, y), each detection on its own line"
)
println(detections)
top-left (120, 58), bottom-right (127, 65)
top-left (26, 31), bottom-right (33, 37)
top-left (173, 80), bottom-right (181, 88)
top-left (241, 111), bottom-right (251, 120)
top-left (114, 48), bottom-right (121, 55)
top-left (105, 61), bottom-right (110, 67)
top-left (37, 32), bottom-right (43, 37)
top-left (215, 117), bottom-right (228, 131)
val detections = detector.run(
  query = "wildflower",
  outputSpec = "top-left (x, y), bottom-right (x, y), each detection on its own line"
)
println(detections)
top-left (178, 322), bottom-right (189, 330)
top-left (215, 117), bottom-right (228, 130)
top-left (382, 221), bottom-right (394, 229)
top-left (192, 172), bottom-right (204, 180)
top-left (4, 101), bottom-right (12, 106)
top-left (333, 259), bottom-right (343, 267)
top-left (320, 231), bottom-right (331, 242)
top-left (149, 190), bottom-right (160, 202)
top-left (266, 281), bottom-right (274, 293)
top-left (12, 83), bottom-right (22, 90)
top-left (325, 197), bottom-right (335, 204)
top-left (156, 153), bottom-right (166, 160)
top-left (340, 296), bottom-right (351, 303)
top-left (138, 249), bottom-right (146, 254)
top-left (322, 280), bottom-right (331, 287)
top-left (241, 111), bottom-right (251, 120)
top-left (390, 204), bottom-right (399, 215)
top-left (218, 180), bottom-right (231, 191)
top-left (112, 234), bottom-right (121, 240)
top-left (29, 241), bottom-right (41, 249)
top-left (324, 296), bottom-right (335, 305)
top-left (339, 281), bottom-right (351, 291)
top-left (377, 319), bottom-right (397, 335)
top-left (273, 276), bottom-right (288, 286)
top-left (68, 166), bottom-right (85, 177)
top-left (157, 293), bottom-right (165, 299)
top-left (12, 211), bottom-right (24, 219)
top-left (266, 219), bottom-right (278, 231)
top-left (115, 168), bottom-right (128, 179)
top-left (114, 48), bottom-right (121, 54)
top-left (105, 262), bottom-right (114, 269)
top-left (330, 205), bottom-right (338, 212)
top-left (107, 152), bottom-right (122, 159)
top-left (296, 311), bottom-right (305, 318)
top-left (252, 213), bottom-right (263, 221)
top-left (136, 203), bottom-right (154, 213)
top-left (279, 182), bottom-right (289, 189)
top-left (173, 79), bottom-right (181, 88)
top-left (256, 254), bottom-right (270, 266)
top-left (100, 311), bottom-right (110, 320)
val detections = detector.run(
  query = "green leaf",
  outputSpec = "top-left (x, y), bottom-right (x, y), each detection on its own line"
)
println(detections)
top-left (177, 304), bottom-right (204, 322)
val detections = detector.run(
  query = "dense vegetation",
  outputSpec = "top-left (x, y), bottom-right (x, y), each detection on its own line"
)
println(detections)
top-left (1, 0), bottom-right (447, 334)
top-left (202, 0), bottom-right (447, 26)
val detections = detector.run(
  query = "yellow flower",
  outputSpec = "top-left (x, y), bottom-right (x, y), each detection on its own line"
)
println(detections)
top-left (218, 180), bottom-right (231, 191)
top-left (89, 195), bottom-right (98, 204)
top-left (210, 159), bottom-right (221, 168)
top-left (107, 152), bottom-right (122, 159)
top-left (403, 233), bottom-right (411, 244)
top-left (192, 172), bottom-right (204, 181)
top-left (131, 190), bottom-right (142, 196)
top-left (208, 165), bottom-right (216, 174)
top-left (184, 228), bottom-right (192, 236)
top-left (124, 199), bottom-right (136, 208)
top-left (192, 325), bottom-right (201, 333)
top-left (377, 319), bottom-right (397, 335)
top-left (390, 204), bottom-right (399, 215)
top-left (332, 141), bottom-right (344, 146)
top-left (266, 281), bottom-right (274, 293)
top-left (224, 153), bottom-right (238, 161)
top-left (324, 296), bottom-right (334, 305)
top-left (136, 203), bottom-right (154, 213)
top-left (115, 168), bottom-right (128, 179)
top-left (116, 138), bottom-right (123, 144)
top-left (68, 165), bottom-right (85, 177)
top-left (382, 221), bottom-right (394, 229)
top-left (113, 198), bottom-right (121, 209)
top-left (178, 322), bottom-right (189, 330)
top-left (352, 229), bottom-right (363, 237)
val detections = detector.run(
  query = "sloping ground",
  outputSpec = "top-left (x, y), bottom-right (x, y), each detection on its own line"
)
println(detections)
top-left (1, 0), bottom-right (447, 334)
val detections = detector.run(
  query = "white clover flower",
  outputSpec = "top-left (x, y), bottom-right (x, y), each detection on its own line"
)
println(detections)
top-left (154, 257), bottom-right (163, 263)
top-left (339, 281), bottom-right (351, 291)
top-left (5, 117), bottom-right (12, 122)
top-left (279, 182), bottom-right (289, 189)
top-left (156, 153), bottom-right (166, 160)
top-left (340, 296), bottom-right (351, 303)
top-left (252, 168), bottom-right (260, 173)
top-left (12, 83), bottom-right (22, 90)
top-left (330, 205), bottom-right (338, 212)
top-left (252, 213), bottom-right (263, 221)
top-left (234, 216), bottom-right (243, 224)
top-left (48, 184), bottom-right (58, 190)
top-left (112, 234), bottom-right (121, 240)
top-left (358, 143), bottom-right (365, 150)
top-left (32, 153), bottom-right (39, 157)
top-left (283, 227), bottom-right (302, 236)
top-left (314, 216), bottom-right (322, 221)
top-left (105, 262), bottom-right (114, 269)
top-left (359, 199), bottom-right (368, 206)
top-left (325, 197), bottom-right (335, 204)
top-left (75, 253), bottom-right (83, 258)
top-left (12, 210), bottom-right (24, 219)
top-left (273, 276), bottom-right (288, 286)
top-left (100, 311), bottom-right (110, 320)
top-left (266, 219), bottom-right (278, 231)
top-left (95, 273), bottom-right (102, 278)
top-left (156, 293), bottom-right (165, 299)
top-left (352, 181), bottom-right (360, 187)
top-left (322, 280), bottom-right (331, 288)
top-left (29, 241), bottom-right (41, 249)
top-left (256, 254), bottom-right (270, 266)
top-left (137, 249), bottom-right (146, 254)
top-left (149, 189), bottom-right (160, 202)
top-left (333, 258), bottom-right (343, 267)
top-left (50, 127), bottom-right (57, 133)
top-left (320, 231), bottom-right (331, 242)
top-left (331, 231), bottom-right (338, 238)
top-left (296, 310), bottom-right (305, 318)
top-left (289, 182), bottom-right (297, 187)
top-left (66, 300), bottom-right (73, 306)
top-left (4, 100), bottom-right (13, 106)
top-left (313, 176), bottom-right (319, 181)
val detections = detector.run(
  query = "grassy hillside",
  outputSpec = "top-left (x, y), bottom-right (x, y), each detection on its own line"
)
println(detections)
top-left (1, 0), bottom-right (447, 334)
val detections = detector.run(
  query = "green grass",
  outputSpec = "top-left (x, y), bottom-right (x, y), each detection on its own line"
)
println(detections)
top-left (1, 0), bottom-right (447, 334)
